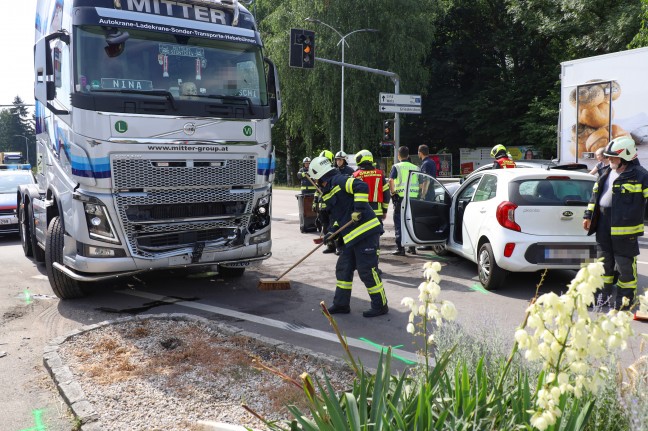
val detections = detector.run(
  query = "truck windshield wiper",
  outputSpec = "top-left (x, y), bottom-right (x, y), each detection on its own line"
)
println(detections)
top-left (193, 94), bottom-right (253, 110)
top-left (92, 89), bottom-right (177, 110)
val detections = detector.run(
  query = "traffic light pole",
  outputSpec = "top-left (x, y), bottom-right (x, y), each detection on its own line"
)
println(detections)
top-left (314, 57), bottom-right (400, 164)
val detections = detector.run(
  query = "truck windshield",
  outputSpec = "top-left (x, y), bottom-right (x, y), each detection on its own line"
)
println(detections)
top-left (74, 26), bottom-right (267, 106)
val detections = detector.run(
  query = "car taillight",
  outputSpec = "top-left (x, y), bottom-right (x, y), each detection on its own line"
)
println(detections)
top-left (496, 201), bottom-right (521, 232)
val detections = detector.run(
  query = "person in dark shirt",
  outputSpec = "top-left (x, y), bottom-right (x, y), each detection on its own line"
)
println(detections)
top-left (334, 151), bottom-right (355, 176)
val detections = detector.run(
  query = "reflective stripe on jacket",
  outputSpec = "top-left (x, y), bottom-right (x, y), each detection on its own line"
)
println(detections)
top-left (584, 162), bottom-right (648, 239)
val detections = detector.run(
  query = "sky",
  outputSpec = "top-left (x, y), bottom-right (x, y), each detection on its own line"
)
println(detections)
top-left (0, 1), bottom-right (36, 108)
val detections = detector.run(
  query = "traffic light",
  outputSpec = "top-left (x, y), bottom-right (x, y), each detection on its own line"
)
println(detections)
top-left (382, 119), bottom-right (395, 144)
top-left (290, 28), bottom-right (315, 69)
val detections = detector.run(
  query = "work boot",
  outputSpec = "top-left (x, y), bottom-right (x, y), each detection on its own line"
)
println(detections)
top-left (363, 305), bottom-right (389, 318)
top-left (392, 248), bottom-right (405, 256)
top-left (327, 304), bottom-right (351, 314)
top-left (614, 288), bottom-right (636, 311)
top-left (328, 288), bottom-right (351, 314)
top-left (407, 247), bottom-right (417, 255)
top-left (322, 243), bottom-right (336, 254)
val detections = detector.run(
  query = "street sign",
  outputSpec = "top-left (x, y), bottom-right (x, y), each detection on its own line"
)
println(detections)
top-left (379, 93), bottom-right (421, 106)
top-left (379, 105), bottom-right (422, 114)
top-left (378, 92), bottom-right (422, 114)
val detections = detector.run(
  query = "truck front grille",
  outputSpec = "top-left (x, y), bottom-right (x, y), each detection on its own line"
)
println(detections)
top-left (112, 156), bottom-right (256, 258)
top-left (112, 158), bottom-right (256, 189)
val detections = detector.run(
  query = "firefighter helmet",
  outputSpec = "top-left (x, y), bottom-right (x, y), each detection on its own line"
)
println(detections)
top-left (355, 149), bottom-right (374, 165)
top-left (490, 144), bottom-right (507, 158)
top-left (334, 151), bottom-right (347, 160)
top-left (603, 135), bottom-right (637, 161)
top-left (319, 150), bottom-right (334, 162)
top-left (302, 157), bottom-right (311, 164)
top-left (308, 156), bottom-right (335, 180)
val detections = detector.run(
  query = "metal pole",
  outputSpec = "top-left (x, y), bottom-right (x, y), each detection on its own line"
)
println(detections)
top-left (394, 79), bottom-right (400, 165)
top-left (341, 41), bottom-right (345, 153)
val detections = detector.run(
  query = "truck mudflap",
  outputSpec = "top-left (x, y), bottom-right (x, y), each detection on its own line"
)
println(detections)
top-left (52, 254), bottom-right (271, 282)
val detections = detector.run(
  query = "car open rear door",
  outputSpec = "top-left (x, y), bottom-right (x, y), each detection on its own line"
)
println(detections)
top-left (401, 171), bottom-right (451, 247)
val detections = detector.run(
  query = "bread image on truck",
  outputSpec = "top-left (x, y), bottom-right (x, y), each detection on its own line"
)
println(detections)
top-left (559, 47), bottom-right (648, 168)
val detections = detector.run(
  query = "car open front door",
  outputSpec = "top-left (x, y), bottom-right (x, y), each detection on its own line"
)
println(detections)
top-left (401, 171), bottom-right (451, 247)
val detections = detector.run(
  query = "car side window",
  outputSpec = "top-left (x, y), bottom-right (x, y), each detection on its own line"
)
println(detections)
top-left (473, 174), bottom-right (497, 202)
top-left (458, 177), bottom-right (480, 202)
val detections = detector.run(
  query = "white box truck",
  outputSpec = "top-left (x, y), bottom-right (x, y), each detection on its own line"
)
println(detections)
top-left (558, 47), bottom-right (648, 168)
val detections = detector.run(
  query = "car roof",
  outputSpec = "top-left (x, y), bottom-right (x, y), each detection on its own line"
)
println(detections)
top-left (478, 167), bottom-right (595, 181)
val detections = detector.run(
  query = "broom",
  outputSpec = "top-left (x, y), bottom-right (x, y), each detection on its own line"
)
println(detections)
top-left (258, 219), bottom-right (354, 291)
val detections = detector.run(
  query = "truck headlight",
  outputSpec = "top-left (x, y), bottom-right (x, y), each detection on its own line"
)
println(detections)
top-left (83, 202), bottom-right (120, 244)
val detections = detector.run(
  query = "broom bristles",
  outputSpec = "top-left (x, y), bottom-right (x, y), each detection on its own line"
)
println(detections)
top-left (258, 278), bottom-right (291, 290)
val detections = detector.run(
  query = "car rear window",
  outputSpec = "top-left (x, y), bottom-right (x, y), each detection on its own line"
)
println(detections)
top-left (508, 179), bottom-right (593, 206)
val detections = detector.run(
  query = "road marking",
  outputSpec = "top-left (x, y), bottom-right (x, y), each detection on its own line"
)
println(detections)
top-left (31, 275), bottom-right (48, 281)
top-left (18, 409), bottom-right (46, 431)
top-left (638, 261), bottom-right (648, 265)
top-left (286, 212), bottom-right (299, 217)
top-left (469, 283), bottom-right (490, 294)
top-left (120, 289), bottom-right (419, 363)
top-left (381, 278), bottom-right (418, 287)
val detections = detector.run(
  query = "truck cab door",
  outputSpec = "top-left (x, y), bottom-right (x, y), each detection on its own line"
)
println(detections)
top-left (401, 171), bottom-right (450, 247)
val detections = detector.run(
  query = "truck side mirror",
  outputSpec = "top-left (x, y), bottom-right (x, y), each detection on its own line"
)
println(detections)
top-left (264, 57), bottom-right (282, 125)
top-left (34, 31), bottom-right (70, 115)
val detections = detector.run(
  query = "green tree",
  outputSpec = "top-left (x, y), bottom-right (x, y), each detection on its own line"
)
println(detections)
top-left (0, 96), bottom-right (35, 166)
top-left (629, 0), bottom-right (648, 47)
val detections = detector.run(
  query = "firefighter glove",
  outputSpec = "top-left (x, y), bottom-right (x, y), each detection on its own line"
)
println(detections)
top-left (351, 211), bottom-right (362, 222)
top-left (323, 232), bottom-right (336, 246)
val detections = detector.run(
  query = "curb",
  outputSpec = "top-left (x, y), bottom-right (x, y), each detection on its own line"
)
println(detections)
top-left (43, 313), bottom-right (351, 430)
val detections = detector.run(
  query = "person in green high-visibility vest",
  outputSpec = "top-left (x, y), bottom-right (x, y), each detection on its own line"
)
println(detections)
top-left (389, 146), bottom-right (420, 256)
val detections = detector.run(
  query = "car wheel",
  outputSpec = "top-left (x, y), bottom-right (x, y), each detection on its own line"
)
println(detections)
top-left (45, 216), bottom-right (85, 299)
top-left (19, 203), bottom-right (33, 257)
top-left (217, 265), bottom-right (246, 277)
top-left (477, 242), bottom-right (506, 290)
top-left (29, 203), bottom-right (45, 263)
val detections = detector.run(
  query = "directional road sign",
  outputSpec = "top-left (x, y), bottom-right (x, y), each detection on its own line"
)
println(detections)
top-left (379, 92), bottom-right (422, 114)
top-left (379, 105), bottom-right (422, 114)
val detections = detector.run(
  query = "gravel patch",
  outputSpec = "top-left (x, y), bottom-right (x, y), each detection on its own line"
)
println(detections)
top-left (48, 314), bottom-right (355, 431)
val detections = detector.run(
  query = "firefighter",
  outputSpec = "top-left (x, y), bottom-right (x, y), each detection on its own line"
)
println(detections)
top-left (308, 156), bottom-right (389, 317)
top-left (312, 153), bottom-right (336, 253)
top-left (335, 151), bottom-right (355, 176)
top-left (389, 146), bottom-right (419, 256)
top-left (353, 150), bottom-right (390, 222)
top-left (583, 136), bottom-right (648, 310)
top-left (320, 150), bottom-right (334, 164)
top-left (490, 144), bottom-right (516, 169)
top-left (296, 157), bottom-right (316, 194)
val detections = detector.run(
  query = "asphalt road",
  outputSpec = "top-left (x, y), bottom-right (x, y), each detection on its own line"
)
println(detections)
top-left (1, 188), bottom-right (647, 430)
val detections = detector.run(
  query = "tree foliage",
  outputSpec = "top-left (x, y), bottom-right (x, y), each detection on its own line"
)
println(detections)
top-left (255, 0), bottom-right (644, 179)
top-left (0, 96), bottom-right (35, 166)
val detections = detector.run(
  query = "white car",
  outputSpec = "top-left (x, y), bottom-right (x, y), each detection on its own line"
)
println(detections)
top-left (401, 168), bottom-right (597, 289)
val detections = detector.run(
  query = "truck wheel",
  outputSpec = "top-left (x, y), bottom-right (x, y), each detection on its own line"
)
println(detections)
top-left (19, 202), bottom-right (33, 257)
top-left (30, 204), bottom-right (45, 263)
top-left (45, 216), bottom-right (84, 299)
top-left (218, 265), bottom-right (246, 277)
top-left (477, 242), bottom-right (506, 290)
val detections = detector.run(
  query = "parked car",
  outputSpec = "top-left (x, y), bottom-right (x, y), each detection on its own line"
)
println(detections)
top-left (0, 170), bottom-right (36, 235)
top-left (401, 168), bottom-right (597, 289)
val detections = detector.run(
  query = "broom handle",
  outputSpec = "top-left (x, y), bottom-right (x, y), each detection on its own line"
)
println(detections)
top-left (305, 173), bottom-right (323, 195)
top-left (275, 219), bottom-right (354, 281)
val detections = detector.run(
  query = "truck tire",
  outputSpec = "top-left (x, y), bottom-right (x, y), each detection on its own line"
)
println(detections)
top-left (30, 203), bottom-right (45, 263)
top-left (45, 216), bottom-right (85, 299)
top-left (217, 265), bottom-right (246, 277)
top-left (19, 202), bottom-right (33, 257)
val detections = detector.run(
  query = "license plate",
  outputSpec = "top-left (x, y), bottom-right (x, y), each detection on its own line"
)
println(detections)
top-left (0, 217), bottom-right (17, 225)
top-left (544, 248), bottom-right (592, 260)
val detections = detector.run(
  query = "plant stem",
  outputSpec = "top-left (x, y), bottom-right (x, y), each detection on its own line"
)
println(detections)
top-left (320, 301), bottom-right (360, 375)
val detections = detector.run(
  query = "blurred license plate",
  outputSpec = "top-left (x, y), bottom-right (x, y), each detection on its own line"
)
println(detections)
top-left (0, 217), bottom-right (17, 224)
top-left (544, 248), bottom-right (591, 259)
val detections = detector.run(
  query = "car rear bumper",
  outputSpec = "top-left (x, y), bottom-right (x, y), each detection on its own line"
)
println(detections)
top-left (0, 214), bottom-right (18, 234)
top-left (494, 236), bottom-right (596, 272)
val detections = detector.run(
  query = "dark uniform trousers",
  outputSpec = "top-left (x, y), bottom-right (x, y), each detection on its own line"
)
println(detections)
top-left (596, 209), bottom-right (638, 299)
top-left (393, 198), bottom-right (403, 249)
top-left (333, 232), bottom-right (385, 310)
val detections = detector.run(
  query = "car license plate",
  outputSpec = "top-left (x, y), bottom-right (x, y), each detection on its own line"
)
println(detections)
top-left (544, 248), bottom-right (592, 260)
top-left (0, 217), bottom-right (17, 225)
